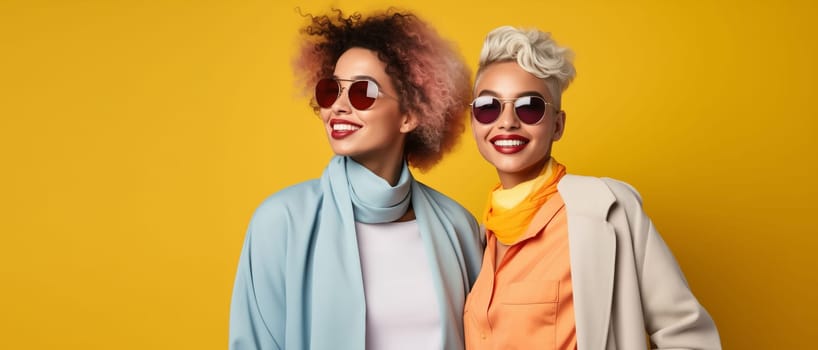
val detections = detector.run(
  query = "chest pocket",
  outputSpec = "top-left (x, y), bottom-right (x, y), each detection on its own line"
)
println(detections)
top-left (494, 280), bottom-right (560, 349)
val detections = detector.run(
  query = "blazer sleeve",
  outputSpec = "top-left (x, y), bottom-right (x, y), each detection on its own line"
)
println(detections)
top-left (229, 199), bottom-right (287, 350)
top-left (604, 179), bottom-right (722, 350)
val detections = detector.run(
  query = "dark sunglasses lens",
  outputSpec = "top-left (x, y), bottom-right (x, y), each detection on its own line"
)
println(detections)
top-left (472, 96), bottom-right (502, 124)
top-left (515, 96), bottom-right (546, 124)
top-left (315, 79), bottom-right (339, 108)
top-left (348, 81), bottom-right (378, 110)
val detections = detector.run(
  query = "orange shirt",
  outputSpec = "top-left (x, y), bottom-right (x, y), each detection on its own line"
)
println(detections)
top-left (464, 193), bottom-right (576, 350)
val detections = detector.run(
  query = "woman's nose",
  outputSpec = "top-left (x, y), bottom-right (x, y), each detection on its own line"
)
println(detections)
top-left (330, 86), bottom-right (351, 115)
top-left (496, 101), bottom-right (520, 129)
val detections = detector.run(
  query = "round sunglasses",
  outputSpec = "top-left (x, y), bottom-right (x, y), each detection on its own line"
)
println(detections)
top-left (315, 78), bottom-right (396, 110)
top-left (471, 95), bottom-right (554, 125)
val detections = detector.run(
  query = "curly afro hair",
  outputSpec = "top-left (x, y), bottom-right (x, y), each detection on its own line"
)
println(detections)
top-left (293, 9), bottom-right (471, 171)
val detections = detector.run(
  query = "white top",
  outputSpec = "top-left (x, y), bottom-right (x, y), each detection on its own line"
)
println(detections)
top-left (355, 220), bottom-right (442, 350)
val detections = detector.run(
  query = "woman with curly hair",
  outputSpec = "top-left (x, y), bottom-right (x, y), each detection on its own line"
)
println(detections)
top-left (229, 9), bottom-right (483, 350)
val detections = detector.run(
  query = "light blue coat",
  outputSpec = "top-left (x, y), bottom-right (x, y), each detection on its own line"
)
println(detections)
top-left (229, 157), bottom-right (484, 349)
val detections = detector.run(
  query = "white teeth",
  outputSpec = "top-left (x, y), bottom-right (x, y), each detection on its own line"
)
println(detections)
top-left (493, 139), bottom-right (526, 147)
top-left (333, 123), bottom-right (360, 131)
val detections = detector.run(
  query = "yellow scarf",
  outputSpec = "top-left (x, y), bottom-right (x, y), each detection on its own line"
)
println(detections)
top-left (483, 159), bottom-right (567, 245)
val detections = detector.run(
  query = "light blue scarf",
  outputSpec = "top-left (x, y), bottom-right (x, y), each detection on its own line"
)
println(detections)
top-left (345, 155), bottom-right (412, 223)
top-left (309, 156), bottom-right (468, 349)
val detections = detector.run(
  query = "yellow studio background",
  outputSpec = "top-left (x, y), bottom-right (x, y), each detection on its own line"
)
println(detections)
top-left (1, 0), bottom-right (816, 348)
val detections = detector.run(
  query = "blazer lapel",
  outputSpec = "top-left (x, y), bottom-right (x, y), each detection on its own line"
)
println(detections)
top-left (558, 175), bottom-right (617, 350)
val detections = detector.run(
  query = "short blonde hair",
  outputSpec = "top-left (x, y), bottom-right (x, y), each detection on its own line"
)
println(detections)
top-left (477, 26), bottom-right (575, 109)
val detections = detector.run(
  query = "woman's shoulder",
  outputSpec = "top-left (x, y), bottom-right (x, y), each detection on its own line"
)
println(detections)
top-left (252, 179), bottom-right (323, 220)
top-left (267, 179), bottom-right (322, 201)
top-left (559, 174), bottom-right (642, 200)
top-left (599, 177), bottom-right (644, 209)
top-left (557, 174), bottom-right (646, 217)
top-left (413, 181), bottom-right (472, 215)
top-left (413, 181), bottom-right (482, 247)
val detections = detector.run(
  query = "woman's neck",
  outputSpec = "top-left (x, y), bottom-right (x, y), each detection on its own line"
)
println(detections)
top-left (352, 156), bottom-right (405, 187)
top-left (498, 156), bottom-right (551, 189)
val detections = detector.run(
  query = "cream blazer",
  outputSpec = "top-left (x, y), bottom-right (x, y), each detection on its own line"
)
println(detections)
top-left (557, 175), bottom-right (721, 349)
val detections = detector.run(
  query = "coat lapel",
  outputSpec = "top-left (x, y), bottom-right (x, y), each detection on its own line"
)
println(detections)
top-left (558, 175), bottom-right (617, 350)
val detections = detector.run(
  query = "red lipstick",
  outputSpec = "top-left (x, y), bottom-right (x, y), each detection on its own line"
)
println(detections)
top-left (489, 134), bottom-right (530, 154)
top-left (329, 118), bottom-right (362, 139)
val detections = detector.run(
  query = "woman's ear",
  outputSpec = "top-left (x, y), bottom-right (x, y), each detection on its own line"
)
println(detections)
top-left (400, 113), bottom-right (420, 133)
top-left (552, 110), bottom-right (566, 141)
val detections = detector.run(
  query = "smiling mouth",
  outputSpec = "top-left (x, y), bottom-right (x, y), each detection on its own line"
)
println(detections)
top-left (332, 123), bottom-right (360, 132)
top-left (329, 120), bottom-right (362, 139)
top-left (490, 135), bottom-right (529, 154)
top-left (493, 139), bottom-right (527, 147)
